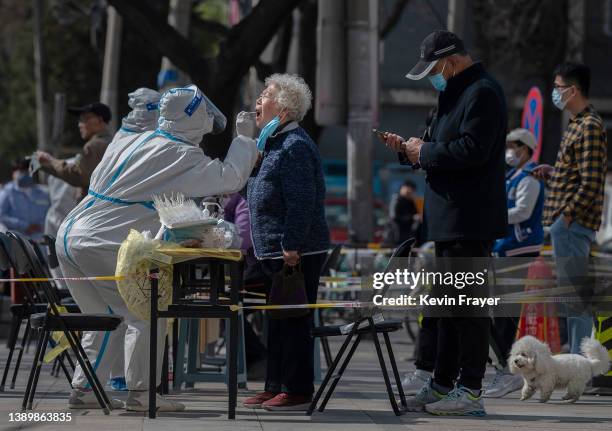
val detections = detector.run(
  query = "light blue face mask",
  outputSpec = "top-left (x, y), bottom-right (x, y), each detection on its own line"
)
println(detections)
top-left (256, 116), bottom-right (281, 151)
top-left (551, 87), bottom-right (571, 111)
top-left (428, 60), bottom-right (448, 92)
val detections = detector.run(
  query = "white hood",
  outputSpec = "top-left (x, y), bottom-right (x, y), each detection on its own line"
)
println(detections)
top-left (157, 84), bottom-right (214, 145)
top-left (120, 87), bottom-right (161, 133)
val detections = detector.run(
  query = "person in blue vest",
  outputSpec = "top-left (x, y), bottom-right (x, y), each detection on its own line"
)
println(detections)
top-left (486, 128), bottom-right (544, 398)
top-left (493, 128), bottom-right (544, 257)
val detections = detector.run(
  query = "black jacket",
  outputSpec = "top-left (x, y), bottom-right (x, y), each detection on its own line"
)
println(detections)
top-left (417, 62), bottom-right (508, 241)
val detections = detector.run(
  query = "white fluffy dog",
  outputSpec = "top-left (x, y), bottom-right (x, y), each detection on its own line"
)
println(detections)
top-left (509, 335), bottom-right (610, 403)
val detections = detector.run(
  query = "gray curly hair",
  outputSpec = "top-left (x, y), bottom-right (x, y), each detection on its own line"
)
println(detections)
top-left (264, 73), bottom-right (312, 122)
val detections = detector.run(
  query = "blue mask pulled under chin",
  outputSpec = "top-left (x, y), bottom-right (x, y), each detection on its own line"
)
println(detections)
top-left (256, 116), bottom-right (281, 151)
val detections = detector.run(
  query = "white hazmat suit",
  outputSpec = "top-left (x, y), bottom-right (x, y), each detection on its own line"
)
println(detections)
top-left (56, 85), bottom-right (258, 402)
top-left (114, 87), bottom-right (162, 141)
top-left (106, 88), bottom-right (162, 389)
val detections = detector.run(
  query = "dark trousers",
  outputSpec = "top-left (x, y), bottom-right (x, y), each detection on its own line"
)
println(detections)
top-left (415, 316), bottom-right (437, 372)
top-left (431, 240), bottom-right (492, 391)
top-left (261, 253), bottom-right (326, 395)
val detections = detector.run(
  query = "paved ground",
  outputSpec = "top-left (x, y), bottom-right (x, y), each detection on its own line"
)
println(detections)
top-left (0, 330), bottom-right (611, 431)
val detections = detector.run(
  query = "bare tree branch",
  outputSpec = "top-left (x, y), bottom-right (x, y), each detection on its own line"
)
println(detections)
top-left (107, 0), bottom-right (212, 89)
top-left (191, 15), bottom-right (230, 37)
top-left (214, 0), bottom-right (303, 90)
top-left (380, 0), bottom-right (412, 39)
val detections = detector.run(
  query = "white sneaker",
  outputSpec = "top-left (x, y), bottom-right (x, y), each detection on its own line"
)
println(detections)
top-left (484, 370), bottom-right (523, 398)
top-left (125, 391), bottom-right (185, 412)
top-left (425, 385), bottom-right (486, 416)
top-left (401, 369), bottom-right (432, 395)
top-left (405, 377), bottom-right (446, 412)
top-left (68, 389), bottom-right (123, 409)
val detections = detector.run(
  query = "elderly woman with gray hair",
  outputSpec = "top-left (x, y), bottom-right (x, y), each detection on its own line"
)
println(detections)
top-left (243, 74), bottom-right (330, 411)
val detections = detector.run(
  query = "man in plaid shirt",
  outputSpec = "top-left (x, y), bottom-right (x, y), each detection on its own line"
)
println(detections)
top-left (533, 62), bottom-right (607, 354)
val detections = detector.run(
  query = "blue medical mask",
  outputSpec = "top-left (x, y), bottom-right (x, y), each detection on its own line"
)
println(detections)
top-left (428, 60), bottom-right (449, 92)
top-left (15, 171), bottom-right (34, 188)
top-left (551, 87), bottom-right (571, 111)
top-left (256, 116), bottom-right (281, 151)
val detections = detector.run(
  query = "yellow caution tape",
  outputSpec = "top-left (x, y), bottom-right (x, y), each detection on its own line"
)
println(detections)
top-left (229, 301), bottom-right (365, 312)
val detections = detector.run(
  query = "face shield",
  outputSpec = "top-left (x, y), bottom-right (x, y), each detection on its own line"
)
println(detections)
top-left (158, 84), bottom-right (225, 145)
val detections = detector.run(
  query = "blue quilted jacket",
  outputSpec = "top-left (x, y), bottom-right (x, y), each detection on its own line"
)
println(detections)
top-left (247, 126), bottom-right (330, 259)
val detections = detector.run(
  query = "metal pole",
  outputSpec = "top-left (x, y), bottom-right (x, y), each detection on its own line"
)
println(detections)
top-left (100, 5), bottom-right (122, 132)
top-left (447, 0), bottom-right (465, 35)
top-left (562, 0), bottom-right (585, 129)
top-left (315, 0), bottom-right (346, 126)
top-left (32, 0), bottom-right (50, 151)
top-left (158, 0), bottom-right (191, 91)
top-left (346, 0), bottom-right (377, 244)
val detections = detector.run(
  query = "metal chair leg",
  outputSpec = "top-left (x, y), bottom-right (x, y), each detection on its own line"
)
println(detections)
top-left (10, 320), bottom-right (31, 389)
top-left (63, 350), bottom-right (76, 371)
top-left (317, 309), bottom-right (333, 367)
top-left (57, 353), bottom-right (74, 387)
top-left (371, 326), bottom-right (400, 416)
top-left (1, 313), bottom-right (21, 391)
top-left (64, 329), bottom-right (112, 413)
top-left (27, 331), bottom-right (50, 410)
top-left (383, 332), bottom-right (407, 408)
top-left (318, 334), bottom-right (362, 412)
top-left (307, 330), bottom-right (356, 415)
top-left (22, 328), bottom-right (44, 411)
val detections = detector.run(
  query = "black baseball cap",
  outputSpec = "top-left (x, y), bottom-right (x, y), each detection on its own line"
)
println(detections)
top-left (67, 102), bottom-right (112, 123)
top-left (406, 30), bottom-right (465, 80)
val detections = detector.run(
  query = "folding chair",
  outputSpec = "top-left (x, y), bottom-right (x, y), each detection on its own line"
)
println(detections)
top-left (7, 232), bottom-right (122, 414)
top-left (0, 232), bottom-right (82, 390)
top-left (318, 244), bottom-right (343, 368)
top-left (308, 239), bottom-right (415, 416)
top-left (0, 233), bottom-right (53, 391)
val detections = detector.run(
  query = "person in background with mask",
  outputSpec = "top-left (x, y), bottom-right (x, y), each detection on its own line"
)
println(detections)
top-left (0, 159), bottom-right (50, 241)
top-left (485, 128), bottom-right (543, 399)
top-left (493, 128), bottom-right (544, 258)
top-left (36, 102), bottom-right (112, 200)
top-left (56, 84), bottom-right (258, 412)
top-left (378, 30), bottom-right (507, 416)
top-left (532, 62), bottom-right (607, 355)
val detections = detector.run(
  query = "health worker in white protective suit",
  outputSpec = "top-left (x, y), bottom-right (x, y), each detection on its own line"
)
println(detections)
top-left (102, 87), bottom-right (163, 393)
top-left (114, 87), bottom-right (162, 141)
top-left (56, 84), bottom-right (258, 411)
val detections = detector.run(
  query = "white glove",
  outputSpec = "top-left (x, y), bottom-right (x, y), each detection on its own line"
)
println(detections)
top-left (236, 111), bottom-right (257, 138)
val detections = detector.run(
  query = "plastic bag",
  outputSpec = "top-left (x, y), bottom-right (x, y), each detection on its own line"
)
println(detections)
top-left (116, 229), bottom-right (173, 321)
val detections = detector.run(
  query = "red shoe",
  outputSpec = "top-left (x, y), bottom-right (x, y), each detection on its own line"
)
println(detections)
top-left (243, 391), bottom-right (277, 409)
top-left (261, 392), bottom-right (312, 411)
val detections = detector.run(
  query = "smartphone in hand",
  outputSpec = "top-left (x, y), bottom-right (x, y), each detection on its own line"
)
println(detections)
top-left (372, 128), bottom-right (387, 142)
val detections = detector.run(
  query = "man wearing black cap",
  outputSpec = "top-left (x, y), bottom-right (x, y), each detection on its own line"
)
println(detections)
top-left (36, 102), bottom-right (113, 199)
top-left (379, 30), bottom-right (507, 416)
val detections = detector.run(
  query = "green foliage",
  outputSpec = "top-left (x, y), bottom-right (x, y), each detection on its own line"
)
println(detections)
top-left (0, 0), bottom-right (166, 182)
top-left (192, 0), bottom-right (229, 59)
